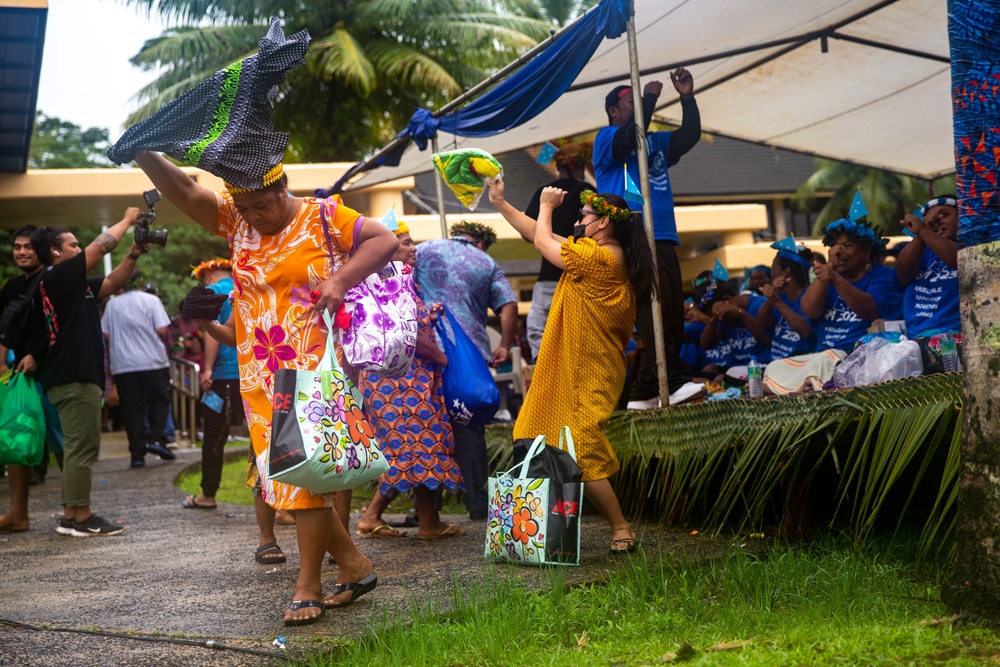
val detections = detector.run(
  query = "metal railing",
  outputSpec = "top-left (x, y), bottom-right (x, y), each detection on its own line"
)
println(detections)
top-left (169, 356), bottom-right (200, 447)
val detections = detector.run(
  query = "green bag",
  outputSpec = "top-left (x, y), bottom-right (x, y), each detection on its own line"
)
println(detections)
top-left (0, 373), bottom-right (45, 466)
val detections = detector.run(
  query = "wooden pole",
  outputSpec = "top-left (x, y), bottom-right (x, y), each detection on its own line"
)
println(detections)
top-left (626, 12), bottom-right (671, 404)
top-left (431, 136), bottom-right (449, 240)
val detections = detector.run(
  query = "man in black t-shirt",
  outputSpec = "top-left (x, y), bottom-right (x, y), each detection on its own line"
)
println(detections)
top-left (491, 142), bottom-right (593, 361)
top-left (31, 209), bottom-right (146, 537)
top-left (0, 226), bottom-right (51, 532)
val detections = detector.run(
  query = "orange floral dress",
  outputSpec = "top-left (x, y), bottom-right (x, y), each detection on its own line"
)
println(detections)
top-left (512, 238), bottom-right (635, 482)
top-left (216, 193), bottom-right (360, 510)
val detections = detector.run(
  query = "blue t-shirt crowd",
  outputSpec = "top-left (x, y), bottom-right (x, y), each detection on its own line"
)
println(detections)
top-left (680, 199), bottom-right (960, 379)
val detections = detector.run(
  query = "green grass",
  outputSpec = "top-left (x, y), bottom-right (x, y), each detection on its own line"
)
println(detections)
top-left (175, 457), bottom-right (466, 514)
top-left (309, 537), bottom-right (1000, 666)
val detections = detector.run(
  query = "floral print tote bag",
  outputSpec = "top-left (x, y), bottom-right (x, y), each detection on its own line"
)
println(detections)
top-left (485, 427), bottom-right (582, 566)
top-left (268, 311), bottom-right (388, 494)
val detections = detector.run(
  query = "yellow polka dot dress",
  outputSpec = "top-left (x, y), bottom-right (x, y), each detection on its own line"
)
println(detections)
top-left (513, 238), bottom-right (635, 482)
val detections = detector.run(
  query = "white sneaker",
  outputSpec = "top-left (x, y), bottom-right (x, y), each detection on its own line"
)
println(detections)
top-left (668, 382), bottom-right (708, 406)
top-left (626, 397), bottom-right (661, 410)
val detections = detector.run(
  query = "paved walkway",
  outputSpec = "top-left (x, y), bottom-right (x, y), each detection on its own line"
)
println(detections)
top-left (0, 433), bottom-right (707, 666)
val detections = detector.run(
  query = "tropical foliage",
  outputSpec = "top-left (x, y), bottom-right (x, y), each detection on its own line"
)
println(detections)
top-left (28, 112), bottom-right (114, 169)
top-left (793, 159), bottom-right (957, 237)
top-left (487, 373), bottom-right (962, 562)
top-left (121, 0), bottom-right (575, 161)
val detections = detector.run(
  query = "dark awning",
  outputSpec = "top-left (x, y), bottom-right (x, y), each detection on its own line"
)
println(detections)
top-left (0, 2), bottom-right (46, 173)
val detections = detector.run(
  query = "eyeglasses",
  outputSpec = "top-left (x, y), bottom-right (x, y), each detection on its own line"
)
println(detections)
top-left (579, 209), bottom-right (601, 218)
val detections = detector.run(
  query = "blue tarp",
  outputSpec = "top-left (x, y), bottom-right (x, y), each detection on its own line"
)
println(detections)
top-left (324, 0), bottom-right (629, 195)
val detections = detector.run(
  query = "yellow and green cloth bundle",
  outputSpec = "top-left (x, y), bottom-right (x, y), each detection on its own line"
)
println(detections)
top-left (432, 148), bottom-right (503, 210)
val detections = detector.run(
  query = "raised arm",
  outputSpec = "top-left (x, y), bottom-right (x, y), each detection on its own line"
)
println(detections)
top-left (87, 207), bottom-right (140, 274)
top-left (488, 177), bottom-right (551, 244)
top-left (894, 215), bottom-right (926, 286)
top-left (135, 150), bottom-right (220, 233)
top-left (666, 68), bottom-right (700, 163)
top-left (533, 187), bottom-right (569, 270)
top-left (98, 239), bottom-right (147, 299)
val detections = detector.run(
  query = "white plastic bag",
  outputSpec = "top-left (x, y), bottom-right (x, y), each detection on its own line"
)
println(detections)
top-left (833, 338), bottom-right (923, 388)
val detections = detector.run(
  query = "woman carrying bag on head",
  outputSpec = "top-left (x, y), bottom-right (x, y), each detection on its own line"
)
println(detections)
top-left (490, 180), bottom-right (656, 555)
top-left (118, 21), bottom-right (398, 627)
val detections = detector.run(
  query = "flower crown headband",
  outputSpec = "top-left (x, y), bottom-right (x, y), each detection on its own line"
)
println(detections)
top-left (450, 220), bottom-right (497, 247)
top-left (191, 258), bottom-right (233, 281)
top-left (822, 218), bottom-right (889, 250)
top-left (579, 190), bottom-right (631, 224)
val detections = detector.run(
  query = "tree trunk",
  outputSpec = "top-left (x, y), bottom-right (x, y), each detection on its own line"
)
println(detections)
top-left (941, 0), bottom-right (1000, 620)
top-left (943, 244), bottom-right (1000, 619)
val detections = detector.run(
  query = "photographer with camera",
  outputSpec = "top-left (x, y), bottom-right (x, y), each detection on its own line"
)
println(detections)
top-left (100, 189), bottom-right (174, 469)
top-left (32, 208), bottom-right (150, 537)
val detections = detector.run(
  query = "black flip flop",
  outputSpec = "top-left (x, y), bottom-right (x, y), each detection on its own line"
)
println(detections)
top-left (255, 541), bottom-right (287, 565)
top-left (284, 599), bottom-right (324, 627)
top-left (181, 495), bottom-right (216, 510)
top-left (326, 570), bottom-right (377, 609)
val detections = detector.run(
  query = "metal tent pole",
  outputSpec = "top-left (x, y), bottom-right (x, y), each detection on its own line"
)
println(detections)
top-left (431, 137), bottom-right (449, 240)
top-left (626, 12), bottom-right (671, 405)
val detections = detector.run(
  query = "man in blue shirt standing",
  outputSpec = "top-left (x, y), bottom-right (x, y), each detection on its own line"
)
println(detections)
top-left (415, 222), bottom-right (518, 520)
top-left (593, 67), bottom-right (705, 407)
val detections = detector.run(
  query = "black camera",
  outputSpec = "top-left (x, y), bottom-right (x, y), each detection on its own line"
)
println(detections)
top-left (134, 189), bottom-right (169, 248)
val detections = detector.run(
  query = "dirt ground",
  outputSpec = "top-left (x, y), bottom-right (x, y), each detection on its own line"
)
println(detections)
top-left (0, 446), bottom-right (721, 666)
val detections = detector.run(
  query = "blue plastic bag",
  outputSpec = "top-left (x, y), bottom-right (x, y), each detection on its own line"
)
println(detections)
top-left (434, 306), bottom-right (500, 428)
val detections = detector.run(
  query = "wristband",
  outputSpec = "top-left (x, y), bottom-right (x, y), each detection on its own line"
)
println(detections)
top-left (128, 252), bottom-right (141, 261)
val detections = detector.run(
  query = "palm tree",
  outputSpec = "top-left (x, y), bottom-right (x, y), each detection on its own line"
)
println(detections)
top-left (496, 0), bottom-right (599, 26)
top-left (122, 0), bottom-right (554, 161)
top-left (792, 158), bottom-right (956, 237)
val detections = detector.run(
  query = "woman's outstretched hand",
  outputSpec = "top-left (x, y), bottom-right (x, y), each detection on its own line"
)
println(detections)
top-left (487, 177), bottom-right (506, 208)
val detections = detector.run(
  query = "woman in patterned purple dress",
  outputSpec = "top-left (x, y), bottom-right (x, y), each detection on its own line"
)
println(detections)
top-left (359, 223), bottom-right (465, 540)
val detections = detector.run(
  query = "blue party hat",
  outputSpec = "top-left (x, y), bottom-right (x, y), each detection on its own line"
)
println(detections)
top-left (849, 189), bottom-right (869, 221)
top-left (624, 167), bottom-right (643, 205)
top-left (712, 258), bottom-right (730, 282)
top-left (382, 207), bottom-right (399, 231)
top-left (770, 236), bottom-right (798, 252)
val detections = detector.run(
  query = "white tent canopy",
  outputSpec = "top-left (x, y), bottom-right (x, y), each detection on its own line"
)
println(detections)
top-left (347, 0), bottom-right (951, 191)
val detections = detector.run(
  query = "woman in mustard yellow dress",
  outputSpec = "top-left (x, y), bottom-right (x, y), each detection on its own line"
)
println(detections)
top-left (490, 182), bottom-right (656, 554)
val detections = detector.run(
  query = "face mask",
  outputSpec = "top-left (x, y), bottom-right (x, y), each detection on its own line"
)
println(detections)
top-left (572, 224), bottom-right (589, 239)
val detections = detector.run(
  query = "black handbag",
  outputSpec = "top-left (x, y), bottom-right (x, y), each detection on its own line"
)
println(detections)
top-left (0, 271), bottom-right (43, 353)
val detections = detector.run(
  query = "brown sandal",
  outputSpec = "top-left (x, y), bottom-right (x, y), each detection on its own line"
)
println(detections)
top-left (255, 541), bottom-right (286, 565)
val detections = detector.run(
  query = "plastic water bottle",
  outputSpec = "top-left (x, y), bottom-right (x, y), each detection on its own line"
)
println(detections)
top-left (940, 333), bottom-right (960, 373)
top-left (747, 356), bottom-right (764, 398)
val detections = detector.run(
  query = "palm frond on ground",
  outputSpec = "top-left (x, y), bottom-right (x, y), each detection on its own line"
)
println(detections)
top-left (487, 373), bottom-right (962, 561)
